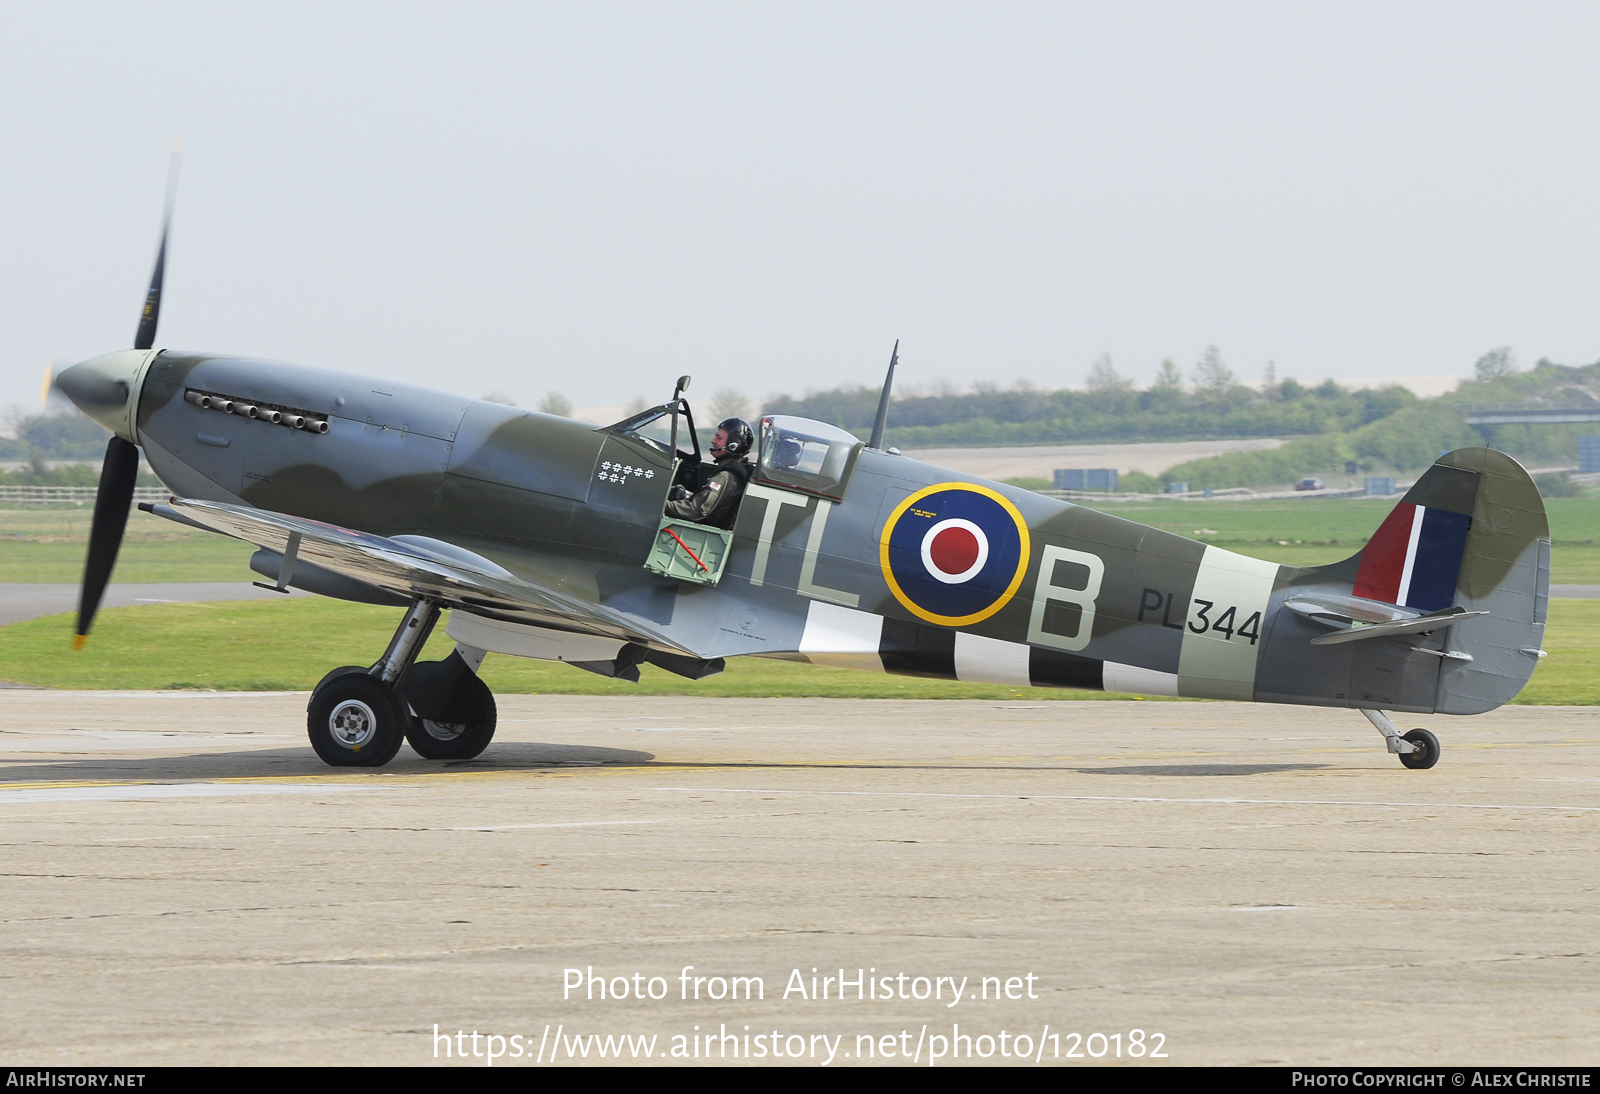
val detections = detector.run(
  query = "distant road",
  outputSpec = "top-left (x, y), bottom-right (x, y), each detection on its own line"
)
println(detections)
top-left (0, 583), bottom-right (309, 627)
top-left (904, 438), bottom-right (1286, 480)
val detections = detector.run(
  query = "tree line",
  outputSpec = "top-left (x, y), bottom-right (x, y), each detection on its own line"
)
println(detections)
top-left (765, 349), bottom-right (1418, 449)
top-left (1161, 352), bottom-right (1599, 488)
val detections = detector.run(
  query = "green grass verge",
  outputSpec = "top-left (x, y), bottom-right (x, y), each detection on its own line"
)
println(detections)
top-left (0, 599), bottom-right (1135, 699)
top-left (0, 597), bottom-right (1592, 704)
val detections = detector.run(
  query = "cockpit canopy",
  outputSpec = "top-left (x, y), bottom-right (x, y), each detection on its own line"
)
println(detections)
top-left (757, 415), bottom-right (861, 499)
top-left (609, 404), bottom-right (693, 458)
top-left (606, 406), bottom-right (863, 499)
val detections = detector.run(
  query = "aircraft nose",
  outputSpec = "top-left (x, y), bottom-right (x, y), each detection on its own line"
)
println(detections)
top-left (55, 350), bottom-right (148, 442)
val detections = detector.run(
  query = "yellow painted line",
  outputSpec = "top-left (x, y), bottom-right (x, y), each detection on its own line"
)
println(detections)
top-left (209, 774), bottom-right (400, 786)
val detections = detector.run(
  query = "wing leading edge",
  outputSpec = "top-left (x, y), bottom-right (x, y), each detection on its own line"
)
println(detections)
top-left (150, 497), bottom-right (698, 656)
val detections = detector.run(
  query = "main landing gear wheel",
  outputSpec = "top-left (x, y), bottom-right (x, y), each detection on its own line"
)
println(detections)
top-left (307, 672), bottom-right (409, 767)
top-left (400, 656), bottom-right (498, 760)
top-left (1399, 728), bottom-right (1440, 770)
top-left (308, 597), bottom-right (441, 767)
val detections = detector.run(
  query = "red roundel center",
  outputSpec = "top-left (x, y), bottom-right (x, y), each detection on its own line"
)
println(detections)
top-left (928, 526), bottom-right (981, 575)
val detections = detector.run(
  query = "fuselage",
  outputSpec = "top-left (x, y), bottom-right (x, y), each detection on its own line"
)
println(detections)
top-left (57, 348), bottom-right (1546, 715)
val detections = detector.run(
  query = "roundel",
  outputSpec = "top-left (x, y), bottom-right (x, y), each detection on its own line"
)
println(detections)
top-left (879, 483), bottom-right (1031, 626)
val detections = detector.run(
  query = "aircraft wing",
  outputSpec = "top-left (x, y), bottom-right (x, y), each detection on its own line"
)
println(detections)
top-left (150, 497), bottom-right (696, 654)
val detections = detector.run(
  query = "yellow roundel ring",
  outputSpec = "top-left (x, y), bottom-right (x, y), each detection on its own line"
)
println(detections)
top-left (879, 482), bottom-right (1032, 627)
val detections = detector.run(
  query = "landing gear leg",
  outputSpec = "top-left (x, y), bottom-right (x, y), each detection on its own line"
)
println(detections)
top-left (400, 642), bottom-right (498, 760)
top-left (306, 599), bottom-right (439, 767)
top-left (1360, 709), bottom-right (1440, 770)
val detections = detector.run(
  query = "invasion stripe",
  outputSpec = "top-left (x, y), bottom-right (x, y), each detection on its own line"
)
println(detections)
top-left (954, 632), bottom-right (1031, 687)
top-left (796, 601), bottom-right (885, 673)
top-left (796, 601), bottom-right (1179, 697)
top-left (881, 617), bottom-right (956, 678)
top-left (1028, 647), bottom-right (1102, 690)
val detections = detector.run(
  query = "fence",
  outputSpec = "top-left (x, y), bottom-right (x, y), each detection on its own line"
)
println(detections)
top-left (1053, 468), bottom-right (1118, 492)
top-left (0, 486), bottom-right (171, 507)
top-left (1465, 402), bottom-right (1600, 425)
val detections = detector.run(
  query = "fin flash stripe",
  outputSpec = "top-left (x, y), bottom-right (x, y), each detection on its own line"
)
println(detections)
top-left (1354, 503), bottom-right (1471, 612)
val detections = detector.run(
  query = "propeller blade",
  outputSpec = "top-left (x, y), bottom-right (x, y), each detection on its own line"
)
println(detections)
top-left (39, 363), bottom-right (53, 406)
top-left (74, 436), bottom-right (140, 648)
top-left (133, 139), bottom-right (184, 352)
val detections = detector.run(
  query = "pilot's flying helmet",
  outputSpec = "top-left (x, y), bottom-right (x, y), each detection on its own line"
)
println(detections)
top-left (714, 417), bottom-right (754, 459)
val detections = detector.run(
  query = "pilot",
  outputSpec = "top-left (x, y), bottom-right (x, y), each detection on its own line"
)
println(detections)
top-left (665, 417), bottom-right (755, 528)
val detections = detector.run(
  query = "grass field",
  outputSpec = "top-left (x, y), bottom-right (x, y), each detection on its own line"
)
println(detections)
top-left (6, 495), bottom-right (1599, 583)
top-left (0, 599), bottom-right (1154, 700)
top-left (1, 596), bottom-right (1593, 704)
top-left (0, 506), bottom-right (255, 582)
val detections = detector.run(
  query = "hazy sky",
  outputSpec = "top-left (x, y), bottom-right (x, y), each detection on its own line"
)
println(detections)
top-left (4, 2), bottom-right (1598, 414)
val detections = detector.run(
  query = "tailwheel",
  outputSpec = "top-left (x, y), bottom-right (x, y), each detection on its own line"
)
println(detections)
top-left (400, 652), bottom-right (498, 760)
top-left (307, 672), bottom-right (408, 767)
top-left (1399, 728), bottom-right (1440, 770)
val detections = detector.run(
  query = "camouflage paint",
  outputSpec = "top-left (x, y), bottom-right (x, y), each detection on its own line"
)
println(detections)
top-left (129, 351), bottom-right (1549, 716)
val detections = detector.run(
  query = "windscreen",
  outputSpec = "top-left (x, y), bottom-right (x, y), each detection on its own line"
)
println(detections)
top-left (610, 406), bottom-right (689, 457)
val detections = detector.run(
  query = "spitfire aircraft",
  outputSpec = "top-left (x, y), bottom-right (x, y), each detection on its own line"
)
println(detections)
top-left (53, 171), bottom-right (1550, 770)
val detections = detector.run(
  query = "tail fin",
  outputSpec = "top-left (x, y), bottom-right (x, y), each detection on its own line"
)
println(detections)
top-left (1262, 449), bottom-right (1550, 714)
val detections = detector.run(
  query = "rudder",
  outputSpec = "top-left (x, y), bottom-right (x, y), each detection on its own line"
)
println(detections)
top-left (1420, 449), bottom-right (1551, 712)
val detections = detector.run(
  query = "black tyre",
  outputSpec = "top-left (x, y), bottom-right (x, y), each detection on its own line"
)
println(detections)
top-left (307, 672), bottom-right (408, 767)
top-left (313, 664), bottom-right (370, 692)
top-left (1399, 728), bottom-right (1440, 770)
top-left (402, 659), bottom-right (498, 760)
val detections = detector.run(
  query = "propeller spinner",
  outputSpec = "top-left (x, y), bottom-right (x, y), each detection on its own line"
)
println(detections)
top-left (56, 141), bottom-right (183, 648)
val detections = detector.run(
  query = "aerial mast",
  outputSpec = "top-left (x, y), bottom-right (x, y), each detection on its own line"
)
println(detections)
top-left (867, 340), bottom-right (898, 450)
